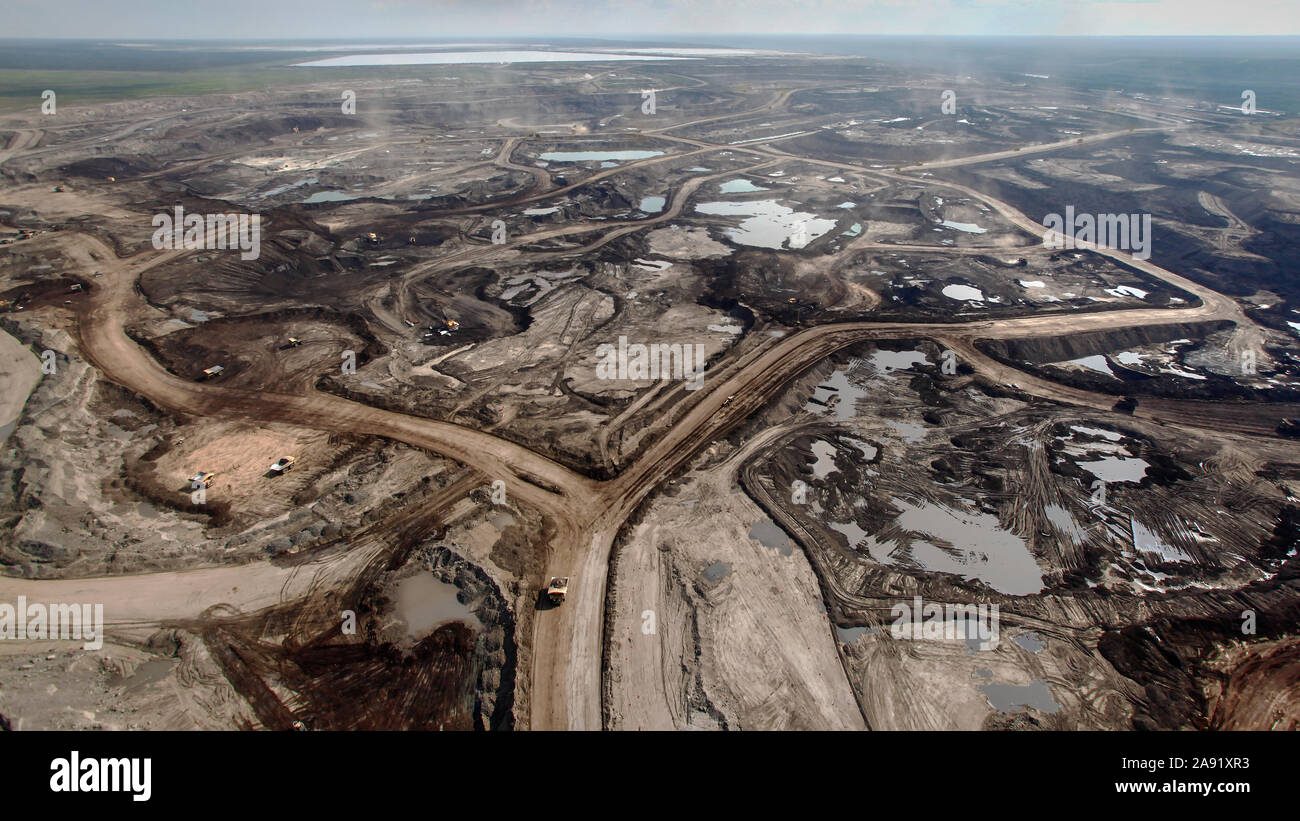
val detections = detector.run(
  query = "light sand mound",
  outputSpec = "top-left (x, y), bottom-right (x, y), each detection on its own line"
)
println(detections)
top-left (0, 328), bottom-right (40, 427)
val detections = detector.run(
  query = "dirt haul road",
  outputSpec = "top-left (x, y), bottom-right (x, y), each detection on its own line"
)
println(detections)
top-left (526, 129), bottom-right (1276, 729)
top-left (0, 115), bottom-right (1280, 731)
top-left (61, 232), bottom-right (594, 509)
top-left (0, 470), bottom-right (482, 642)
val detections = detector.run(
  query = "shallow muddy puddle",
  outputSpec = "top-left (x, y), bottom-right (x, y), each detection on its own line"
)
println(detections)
top-left (829, 519), bottom-right (871, 551)
top-left (1131, 518), bottom-right (1192, 562)
top-left (694, 199), bottom-right (835, 249)
top-left (539, 149), bottom-right (664, 162)
top-left (861, 498), bottom-right (1046, 596)
top-left (844, 437), bottom-right (877, 461)
top-left (836, 625), bottom-right (876, 643)
top-left (978, 676), bottom-right (1060, 713)
top-left (941, 283), bottom-right (984, 301)
top-left (1067, 355), bottom-right (1115, 376)
top-left (810, 440), bottom-right (839, 478)
top-left (1069, 425), bottom-right (1121, 441)
top-left (885, 420), bottom-right (927, 443)
top-left (805, 368), bottom-right (867, 422)
top-left (303, 191), bottom-right (356, 203)
top-left (108, 658), bottom-right (176, 692)
top-left (1013, 633), bottom-right (1045, 653)
top-left (870, 349), bottom-right (929, 373)
top-left (394, 574), bottom-right (482, 638)
top-left (701, 561), bottom-right (732, 582)
top-left (1076, 456), bottom-right (1148, 483)
top-left (748, 520), bottom-right (795, 556)
top-left (940, 220), bottom-right (987, 233)
top-left (717, 178), bottom-right (769, 193)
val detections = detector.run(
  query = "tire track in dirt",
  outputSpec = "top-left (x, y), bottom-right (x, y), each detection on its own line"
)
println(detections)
top-left (2, 107), bottom-right (1289, 731)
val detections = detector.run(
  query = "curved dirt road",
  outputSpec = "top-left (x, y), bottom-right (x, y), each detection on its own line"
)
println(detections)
top-left (0, 92), bottom-right (1280, 732)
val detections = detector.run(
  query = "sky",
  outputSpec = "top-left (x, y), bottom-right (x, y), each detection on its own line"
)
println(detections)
top-left (0, 0), bottom-right (1296, 38)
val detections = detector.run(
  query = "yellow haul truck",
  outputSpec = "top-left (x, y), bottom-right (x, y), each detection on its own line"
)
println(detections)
top-left (546, 577), bottom-right (569, 605)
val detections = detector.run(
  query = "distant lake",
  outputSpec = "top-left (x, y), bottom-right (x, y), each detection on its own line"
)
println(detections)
top-left (295, 51), bottom-right (692, 67)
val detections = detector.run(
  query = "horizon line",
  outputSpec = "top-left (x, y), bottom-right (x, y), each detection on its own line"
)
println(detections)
top-left (3, 33), bottom-right (1300, 42)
